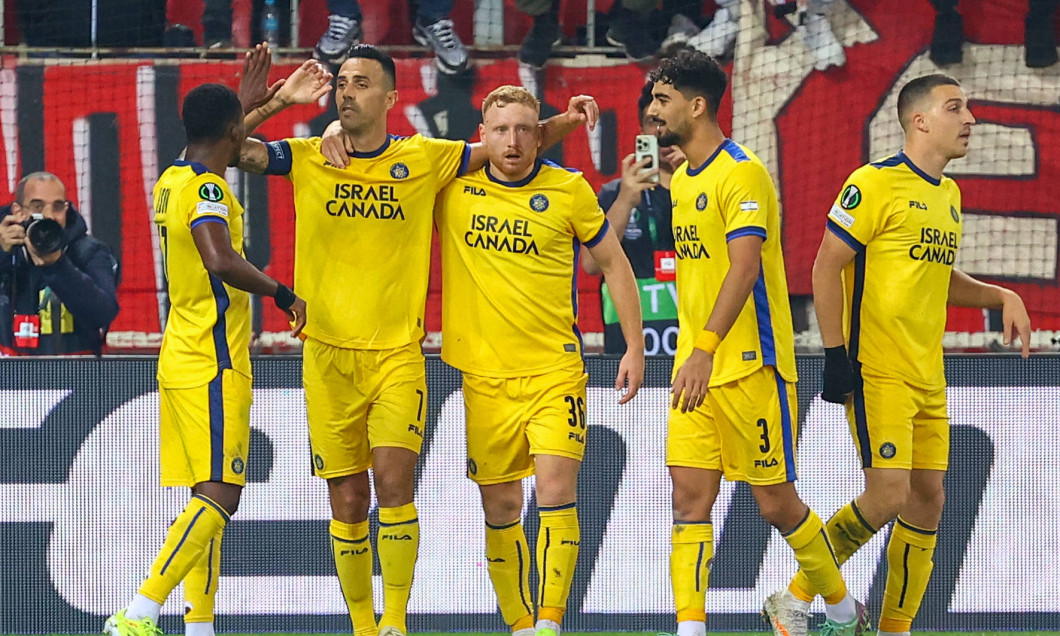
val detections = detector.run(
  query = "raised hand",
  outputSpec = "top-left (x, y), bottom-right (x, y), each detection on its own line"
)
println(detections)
top-left (276, 59), bottom-right (334, 106)
top-left (565, 94), bottom-right (600, 131)
top-left (239, 42), bottom-right (285, 114)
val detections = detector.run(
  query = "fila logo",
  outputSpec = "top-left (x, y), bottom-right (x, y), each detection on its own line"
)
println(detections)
top-left (463, 186), bottom-right (486, 196)
top-left (408, 424), bottom-right (423, 436)
top-left (561, 539), bottom-right (580, 546)
top-left (754, 458), bottom-right (779, 468)
top-left (909, 200), bottom-right (928, 210)
top-left (340, 548), bottom-right (369, 556)
top-left (382, 533), bottom-right (414, 541)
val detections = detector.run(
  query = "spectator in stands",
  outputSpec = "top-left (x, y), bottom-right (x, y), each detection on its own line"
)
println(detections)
top-left (516, 0), bottom-right (563, 69)
top-left (605, 2), bottom-right (665, 61)
top-left (17, 0), bottom-right (165, 48)
top-left (929, 0), bottom-right (1058, 68)
top-left (517, 0), bottom-right (664, 66)
top-left (582, 82), bottom-right (683, 354)
top-left (679, 0), bottom-right (845, 71)
top-left (203, 0), bottom-right (469, 73)
top-left (0, 172), bottom-right (119, 355)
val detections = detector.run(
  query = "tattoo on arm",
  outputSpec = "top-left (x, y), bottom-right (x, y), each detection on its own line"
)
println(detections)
top-left (239, 139), bottom-right (270, 174)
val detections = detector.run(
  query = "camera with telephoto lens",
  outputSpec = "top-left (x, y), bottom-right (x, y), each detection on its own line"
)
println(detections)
top-left (21, 213), bottom-right (65, 254)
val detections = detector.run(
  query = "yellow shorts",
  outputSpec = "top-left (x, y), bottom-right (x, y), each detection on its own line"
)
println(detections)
top-left (159, 368), bottom-right (252, 487)
top-left (847, 368), bottom-right (949, 470)
top-left (463, 363), bottom-right (589, 485)
top-left (303, 338), bottom-right (427, 479)
top-left (667, 366), bottom-right (798, 485)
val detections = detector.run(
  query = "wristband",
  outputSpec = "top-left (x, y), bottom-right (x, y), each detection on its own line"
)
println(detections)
top-left (694, 330), bottom-right (721, 354)
top-left (274, 282), bottom-right (296, 311)
top-left (823, 345), bottom-right (849, 365)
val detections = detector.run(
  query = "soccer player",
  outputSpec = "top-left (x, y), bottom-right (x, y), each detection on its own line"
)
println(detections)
top-left (104, 82), bottom-right (308, 636)
top-left (435, 85), bottom-right (644, 636)
top-left (645, 50), bottom-right (869, 636)
top-left (763, 74), bottom-right (1032, 636)
top-left (236, 45), bottom-right (599, 636)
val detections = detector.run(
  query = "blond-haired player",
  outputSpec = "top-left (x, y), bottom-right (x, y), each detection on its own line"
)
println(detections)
top-left (238, 45), bottom-right (600, 636)
top-left (436, 84), bottom-right (643, 636)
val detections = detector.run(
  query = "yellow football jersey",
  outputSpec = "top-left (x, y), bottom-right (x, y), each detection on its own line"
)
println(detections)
top-left (267, 134), bottom-right (469, 349)
top-left (825, 151), bottom-right (962, 389)
top-left (437, 160), bottom-right (609, 377)
top-left (154, 161), bottom-right (251, 388)
top-left (670, 139), bottom-right (797, 387)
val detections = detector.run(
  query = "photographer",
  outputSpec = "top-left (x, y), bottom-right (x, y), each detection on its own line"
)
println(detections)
top-left (0, 172), bottom-right (119, 355)
top-left (582, 82), bottom-right (684, 355)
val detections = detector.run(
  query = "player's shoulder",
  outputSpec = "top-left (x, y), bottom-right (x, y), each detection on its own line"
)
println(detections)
top-left (538, 159), bottom-right (595, 196)
top-left (539, 158), bottom-right (583, 179)
top-left (282, 136), bottom-right (321, 154)
top-left (939, 173), bottom-right (961, 192)
top-left (861, 153), bottom-right (908, 178)
top-left (159, 160), bottom-right (206, 185)
top-left (165, 161), bottom-right (230, 198)
top-left (847, 158), bottom-right (897, 190)
top-left (719, 142), bottom-right (772, 186)
top-left (398, 133), bottom-right (466, 154)
top-left (721, 139), bottom-right (758, 165)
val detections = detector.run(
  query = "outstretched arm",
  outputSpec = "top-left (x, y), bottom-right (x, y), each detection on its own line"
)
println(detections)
top-left (193, 220), bottom-right (306, 337)
top-left (320, 94), bottom-right (600, 170)
top-left (466, 94), bottom-right (601, 172)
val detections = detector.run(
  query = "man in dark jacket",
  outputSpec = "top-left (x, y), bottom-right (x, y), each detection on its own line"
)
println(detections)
top-left (0, 172), bottom-right (119, 355)
top-left (582, 82), bottom-right (684, 355)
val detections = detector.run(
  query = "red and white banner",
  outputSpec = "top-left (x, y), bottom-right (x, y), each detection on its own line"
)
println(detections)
top-left (0, 0), bottom-right (1055, 340)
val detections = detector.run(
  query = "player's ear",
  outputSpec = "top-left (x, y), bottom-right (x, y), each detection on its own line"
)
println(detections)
top-left (385, 89), bottom-right (399, 110)
top-left (227, 120), bottom-right (242, 145)
top-left (913, 111), bottom-right (929, 134)
top-left (690, 95), bottom-right (709, 120)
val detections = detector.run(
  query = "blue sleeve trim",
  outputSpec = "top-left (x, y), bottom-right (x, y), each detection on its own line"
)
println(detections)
top-left (826, 219), bottom-right (865, 252)
top-left (457, 142), bottom-right (471, 177)
top-left (584, 219), bottom-right (610, 248)
top-left (264, 140), bottom-right (293, 176)
top-left (726, 226), bottom-right (766, 242)
top-left (190, 216), bottom-right (228, 229)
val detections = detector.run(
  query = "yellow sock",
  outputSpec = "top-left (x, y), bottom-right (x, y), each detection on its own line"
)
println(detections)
top-left (670, 522), bottom-right (712, 623)
top-left (782, 509), bottom-right (847, 603)
top-left (879, 517), bottom-right (937, 633)
top-left (789, 501), bottom-right (877, 602)
top-left (537, 503), bottom-right (579, 621)
top-left (183, 525), bottom-right (224, 624)
top-left (331, 519), bottom-right (378, 636)
top-left (485, 519), bottom-right (534, 629)
top-left (139, 495), bottom-right (229, 604)
top-left (378, 503), bottom-right (420, 633)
